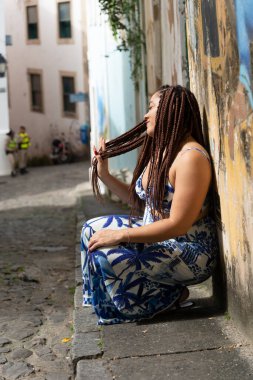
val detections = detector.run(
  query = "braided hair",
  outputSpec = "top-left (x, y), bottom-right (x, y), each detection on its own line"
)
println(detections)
top-left (92, 85), bottom-right (205, 219)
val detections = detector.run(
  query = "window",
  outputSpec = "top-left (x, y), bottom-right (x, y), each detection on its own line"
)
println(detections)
top-left (26, 6), bottom-right (38, 40)
top-left (62, 76), bottom-right (76, 115)
top-left (5, 35), bottom-right (12, 46)
top-left (29, 72), bottom-right (43, 112)
top-left (58, 2), bottom-right (72, 39)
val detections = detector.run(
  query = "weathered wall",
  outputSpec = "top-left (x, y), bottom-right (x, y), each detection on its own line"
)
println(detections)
top-left (144, 0), bottom-right (188, 97)
top-left (186, 0), bottom-right (253, 339)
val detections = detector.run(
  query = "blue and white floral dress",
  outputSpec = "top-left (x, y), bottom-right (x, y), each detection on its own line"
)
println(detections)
top-left (81, 169), bottom-right (218, 325)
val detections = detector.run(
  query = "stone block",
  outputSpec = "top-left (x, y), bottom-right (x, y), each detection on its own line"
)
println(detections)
top-left (76, 359), bottom-right (111, 380)
top-left (2, 361), bottom-right (35, 379)
top-left (0, 355), bottom-right (7, 364)
top-left (109, 347), bottom-right (253, 380)
top-left (103, 316), bottom-right (230, 359)
top-left (11, 348), bottom-right (33, 360)
top-left (74, 286), bottom-right (83, 308)
top-left (71, 332), bottom-right (102, 365)
top-left (45, 373), bottom-right (72, 380)
top-left (75, 244), bottom-right (81, 268)
top-left (0, 338), bottom-right (11, 347)
top-left (75, 267), bottom-right (82, 286)
top-left (73, 308), bottom-right (98, 334)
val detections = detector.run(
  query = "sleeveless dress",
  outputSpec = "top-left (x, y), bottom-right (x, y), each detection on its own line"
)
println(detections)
top-left (80, 150), bottom-right (218, 325)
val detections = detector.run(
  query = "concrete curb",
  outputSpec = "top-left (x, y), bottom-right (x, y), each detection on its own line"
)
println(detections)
top-left (71, 210), bottom-right (104, 379)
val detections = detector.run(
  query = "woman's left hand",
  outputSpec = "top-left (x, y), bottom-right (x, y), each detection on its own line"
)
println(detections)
top-left (88, 229), bottom-right (126, 252)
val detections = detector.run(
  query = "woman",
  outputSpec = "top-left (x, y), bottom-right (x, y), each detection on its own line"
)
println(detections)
top-left (81, 85), bottom-right (218, 325)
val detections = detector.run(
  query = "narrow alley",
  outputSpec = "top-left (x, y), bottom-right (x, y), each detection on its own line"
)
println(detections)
top-left (0, 161), bottom-right (89, 380)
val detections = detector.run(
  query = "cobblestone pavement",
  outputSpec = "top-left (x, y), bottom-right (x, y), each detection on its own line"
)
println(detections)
top-left (0, 162), bottom-right (90, 380)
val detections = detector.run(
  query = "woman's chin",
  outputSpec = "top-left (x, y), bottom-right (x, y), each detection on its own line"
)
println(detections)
top-left (146, 129), bottom-right (154, 137)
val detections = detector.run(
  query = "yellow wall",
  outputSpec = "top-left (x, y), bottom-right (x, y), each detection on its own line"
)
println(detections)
top-left (186, 0), bottom-right (253, 337)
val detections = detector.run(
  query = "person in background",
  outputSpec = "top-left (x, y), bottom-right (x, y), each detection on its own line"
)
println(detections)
top-left (18, 125), bottom-right (31, 174)
top-left (5, 129), bottom-right (18, 177)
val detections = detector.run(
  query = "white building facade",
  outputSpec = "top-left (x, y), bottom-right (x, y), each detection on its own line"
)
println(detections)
top-left (4, 0), bottom-right (89, 160)
top-left (0, 0), bottom-right (11, 175)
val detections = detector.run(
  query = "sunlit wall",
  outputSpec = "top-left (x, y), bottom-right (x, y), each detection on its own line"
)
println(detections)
top-left (186, 0), bottom-right (253, 338)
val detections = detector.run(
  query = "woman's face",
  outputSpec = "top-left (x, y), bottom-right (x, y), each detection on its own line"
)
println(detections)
top-left (144, 92), bottom-right (160, 137)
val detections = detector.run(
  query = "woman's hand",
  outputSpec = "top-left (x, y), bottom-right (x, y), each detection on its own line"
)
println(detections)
top-left (93, 137), bottom-right (109, 180)
top-left (88, 229), bottom-right (126, 252)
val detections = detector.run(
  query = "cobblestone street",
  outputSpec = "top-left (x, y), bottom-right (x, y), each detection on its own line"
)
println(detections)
top-left (0, 161), bottom-right (90, 380)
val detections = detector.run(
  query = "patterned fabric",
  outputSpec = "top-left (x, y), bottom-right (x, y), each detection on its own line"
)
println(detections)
top-left (80, 172), bottom-right (218, 325)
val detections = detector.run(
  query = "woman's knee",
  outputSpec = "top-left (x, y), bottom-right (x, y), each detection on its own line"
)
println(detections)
top-left (81, 220), bottom-right (94, 242)
top-left (81, 216), bottom-right (105, 242)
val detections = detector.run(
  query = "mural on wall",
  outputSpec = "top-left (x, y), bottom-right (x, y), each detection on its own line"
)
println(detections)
top-left (186, 0), bottom-right (253, 333)
top-left (201, 0), bottom-right (220, 57)
top-left (234, 0), bottom-right (253, 109)
top-left (188, 0), bottom-right (252, 165)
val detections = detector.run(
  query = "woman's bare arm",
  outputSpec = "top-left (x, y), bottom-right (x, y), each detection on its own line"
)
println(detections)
top-left (99, 172), bottom-right (130, 203)
top-left (128, 150), bottom-right (211, 241)
top-left (88, 150), bottom-right (212, 251)
top-left (94, 137), bottom-right (130, 203)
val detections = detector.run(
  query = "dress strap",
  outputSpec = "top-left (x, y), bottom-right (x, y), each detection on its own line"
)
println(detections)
top-left (180, 147), bottom-right (211, 162)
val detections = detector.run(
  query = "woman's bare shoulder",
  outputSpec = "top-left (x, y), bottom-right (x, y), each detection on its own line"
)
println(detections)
top-left (168, 140), bottom-right (211, 186)
top-left (176, 139), bottom-right (210, 163)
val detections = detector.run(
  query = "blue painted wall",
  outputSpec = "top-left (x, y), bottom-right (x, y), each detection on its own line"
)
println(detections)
top-left (86, 1), bottom-right (138, 173)
top-left (234, 0), bottom-right (253, 108)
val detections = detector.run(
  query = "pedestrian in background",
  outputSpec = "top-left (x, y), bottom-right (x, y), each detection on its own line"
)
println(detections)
top-left (5, 129), bottom-right (18, 177)
top-left (18, 125), bottom-right (31, 174)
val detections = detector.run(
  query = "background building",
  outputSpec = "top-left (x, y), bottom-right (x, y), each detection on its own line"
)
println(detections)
top-left (4, 0), bottom-right (89, 160)
top-left (0, 0), bottom-right (11, 175)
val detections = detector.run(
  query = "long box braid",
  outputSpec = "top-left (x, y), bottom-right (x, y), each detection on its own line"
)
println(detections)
top-left (92, 85), bottom-right (206, 222)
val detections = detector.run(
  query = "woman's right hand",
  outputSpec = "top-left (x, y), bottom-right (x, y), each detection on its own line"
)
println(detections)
top-left (93, 137), bottom-right (109, 180)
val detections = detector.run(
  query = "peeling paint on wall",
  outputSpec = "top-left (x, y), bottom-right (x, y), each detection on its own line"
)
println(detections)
top-left (201, 0), bottom-right (220, 57)
top-left (186, 0), bottom-right (253, 339)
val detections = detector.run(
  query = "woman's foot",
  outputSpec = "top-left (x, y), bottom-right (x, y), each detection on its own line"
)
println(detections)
top-left (154, 288), bottom-right (193, 316)
top-left (178, 287), bottom-right (189, 303)
top-left (174, 287), bottom-right (194, 309)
